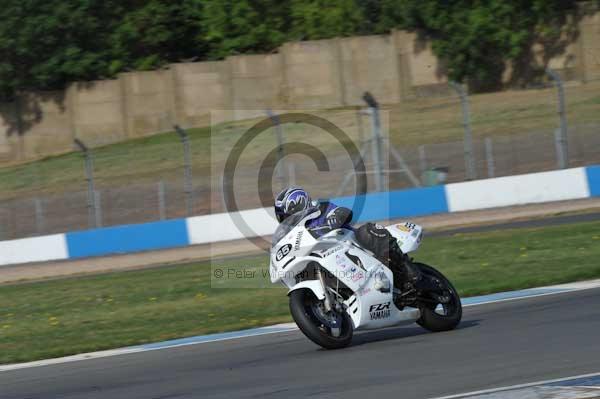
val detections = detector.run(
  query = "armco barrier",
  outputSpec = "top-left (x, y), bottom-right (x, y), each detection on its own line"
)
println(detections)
top-left (1, 166), bottom-right (598, 267)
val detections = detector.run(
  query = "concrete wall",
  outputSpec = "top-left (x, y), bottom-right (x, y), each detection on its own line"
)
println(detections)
top-left (281, 40), bottom-right (345, 108)
top-left (120, 70), bottom-right (176, 138)
top-left (69, 80), bottom-right (125, 147)
top-left (171, 61), bottom-right (233, 127)
top-left (0, 102), bottom-right (17, 160)
top-left (229, 54), bottom-right (285, 120)
top-left (12, 92), bottom-right (73, 161)
top-left (580, 8), bottom-right (600, 81)
top-left (339, 35), bottom-right (401, 105)
top-left (1, 9), bottom-right (599, 164)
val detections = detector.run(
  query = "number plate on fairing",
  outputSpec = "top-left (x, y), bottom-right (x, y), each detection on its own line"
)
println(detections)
top-left (385, 222), bottom-right (423, 253)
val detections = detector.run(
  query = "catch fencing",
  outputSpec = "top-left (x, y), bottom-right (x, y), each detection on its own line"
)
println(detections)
top-left (1, 80), bottom-right (600, 241)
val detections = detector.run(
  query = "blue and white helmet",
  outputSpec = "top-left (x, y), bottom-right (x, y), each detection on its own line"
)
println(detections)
top-left (274, 187), bottom-right (312, 223)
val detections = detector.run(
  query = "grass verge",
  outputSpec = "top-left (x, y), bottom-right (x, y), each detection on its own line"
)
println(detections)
top-left (1, 220), bottom-right (600, 364)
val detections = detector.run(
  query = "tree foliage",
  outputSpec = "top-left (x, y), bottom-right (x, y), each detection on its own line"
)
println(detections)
top-left (0, 0), bottom-right (206, 99)
top-left (378, 0), bottom-right (584, 91)
top-left (0, 0), bottom-right (592, 98)
top-left (201, 0), bottom-right (291, 59)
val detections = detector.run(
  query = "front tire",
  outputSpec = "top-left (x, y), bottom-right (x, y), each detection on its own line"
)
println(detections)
top-left (415, 263), bottom-right (462, 332)
top-left (289, 289), bottom-right (353, 349)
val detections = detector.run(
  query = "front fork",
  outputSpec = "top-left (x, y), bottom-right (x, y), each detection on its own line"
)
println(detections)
top-left (315, 267), bottom-right (333, 312)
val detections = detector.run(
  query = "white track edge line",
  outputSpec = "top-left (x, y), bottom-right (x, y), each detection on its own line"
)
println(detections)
top-left (2, 279), bottom-right (600, 372)
top-left (428, 371), bottom-right (600, 399)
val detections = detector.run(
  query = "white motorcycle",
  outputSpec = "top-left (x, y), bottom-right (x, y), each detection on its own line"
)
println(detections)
top-left (270, 207), bottom-right (462, 349)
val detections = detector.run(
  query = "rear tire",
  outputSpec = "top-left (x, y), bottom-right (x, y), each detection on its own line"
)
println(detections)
top-left (289, 289), bottom-right (353, 349)
top-left (415, 263), bottom-right (462, 332)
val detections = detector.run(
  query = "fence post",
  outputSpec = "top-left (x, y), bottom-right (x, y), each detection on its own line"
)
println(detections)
top-left (94, 190), bottom-right (102, 227)
top-left (554, 129), bottom-right (567, 170)
top-left (363, 92), bottom-right (385, 192)
top-left (34, 198), bottom-right (45, 234)
top-left (449, 81), bottom-right (477, 180)
top-left (418, 145), bottom-right (427, 179)
top-left (287, 163), bottom-right (296, 187)
top-left (74, 139), bottom-right (99, 228)
top-left (174, 125), bottom-right (194, 216)
top-left (355, 108), bottom-right (365, 143)
top-left (546, 68), bottom-right (569, 169)
top-left (485, 137), bottom-right (495, 178)
top-left (158, 181), bottom-right (166, 220)
top-left (266, 110), bottom-right (287, 191)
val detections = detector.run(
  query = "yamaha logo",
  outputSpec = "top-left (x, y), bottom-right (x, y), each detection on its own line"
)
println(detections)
top-left (369, 302), bottom-right (391, 320)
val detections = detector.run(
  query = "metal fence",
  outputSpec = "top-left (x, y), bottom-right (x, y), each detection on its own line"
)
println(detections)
top-left (1, 80), bottom-right (600, 241)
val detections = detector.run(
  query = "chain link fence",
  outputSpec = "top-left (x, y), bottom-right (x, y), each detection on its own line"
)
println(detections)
top-left (1, 81), bottom-right (599, 241)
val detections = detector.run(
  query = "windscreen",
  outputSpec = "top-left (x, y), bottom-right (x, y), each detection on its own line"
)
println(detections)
top-left (271, 206), bottom-right (319, 248)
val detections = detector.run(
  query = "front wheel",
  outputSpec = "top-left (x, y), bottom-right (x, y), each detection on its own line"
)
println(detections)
top-left (414, 263), bottom-right (462, 332)
top-left (289, 289), bottom-right (353, 349)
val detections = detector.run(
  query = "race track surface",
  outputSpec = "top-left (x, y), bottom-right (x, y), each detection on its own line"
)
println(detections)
top-left (429, 211), bottom-right (600, 237)
top-left (2, 287), bottom-right (599, 399)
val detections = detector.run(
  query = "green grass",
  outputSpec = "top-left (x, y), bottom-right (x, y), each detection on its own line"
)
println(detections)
top-left (1, 220), bottom-right (600, 364)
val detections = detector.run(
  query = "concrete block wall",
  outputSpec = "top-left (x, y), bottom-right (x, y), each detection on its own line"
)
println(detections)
top-left (19, 92), bottom-right (72, 157)
top-left (120, 70), bottom-right (176, 138)
top-left (580, 9), bottom-right (600, 81)
top-left (69, 80), bottom-right (126, 146)
top-left (339, 35), bottom-right (401, 105)
top-left (171, 61), bottom-right (233, 127)
top-left (281, 40), bottom-right (345, 108)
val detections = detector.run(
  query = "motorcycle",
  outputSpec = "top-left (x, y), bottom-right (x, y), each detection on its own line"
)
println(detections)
top-left (270, 206), bottom-right (462, 349)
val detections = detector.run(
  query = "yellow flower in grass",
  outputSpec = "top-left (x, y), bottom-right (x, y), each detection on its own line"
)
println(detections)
top-left (148, 297), bottom-right (157, 301)
top-left (195, 293), bottom-right (206, 300)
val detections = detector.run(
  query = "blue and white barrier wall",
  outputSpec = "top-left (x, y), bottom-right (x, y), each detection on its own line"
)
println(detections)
top-left (1, 165), bottom-right (599, 267)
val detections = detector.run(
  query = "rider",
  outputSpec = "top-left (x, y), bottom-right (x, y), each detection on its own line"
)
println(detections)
top-left (274, 187), bottom-right (420, 288)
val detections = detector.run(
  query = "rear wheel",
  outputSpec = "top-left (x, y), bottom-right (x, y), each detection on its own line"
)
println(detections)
top-left (289, 289), bottom-right (353, 349)
top-left (415, 263), bottom-right (462, 332)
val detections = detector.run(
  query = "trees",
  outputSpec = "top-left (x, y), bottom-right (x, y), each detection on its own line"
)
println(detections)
top-left (378, 0), bottom-right (582, 91)
top-left (0, 0), bottom-right (589, 98)
top-left (0, 0), bottom-right (117, 98)
top-left (110, 1), bottom-right (207, 72)
top-left (201, 0), bottom-right (291, 59)
top-left (0, 0), bottom-right (206, 100)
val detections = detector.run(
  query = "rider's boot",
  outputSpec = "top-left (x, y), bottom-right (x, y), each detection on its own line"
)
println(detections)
top-left (388, 237), bottom-right (418, 284)
top-left (388, 238), bottom-right (441, 293)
